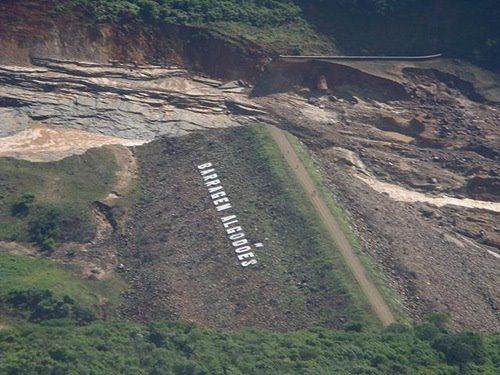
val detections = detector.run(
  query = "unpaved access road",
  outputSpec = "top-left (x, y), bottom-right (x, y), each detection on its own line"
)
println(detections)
top-left (268, 125), bottom-right (396, 326)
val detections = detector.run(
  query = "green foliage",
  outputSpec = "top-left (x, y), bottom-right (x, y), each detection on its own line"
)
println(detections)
top-left (10, 192), bottom-right (35, 217)
top-left (28, 206), bottom-right (62, 251)
top-left (0, 148), bottom-right (117, 248)
top-left (0, 251), bottom-right (124, 323)
top-left (415, 323), bottom-right (441, 342)
top-left (0, 320), bottom-right (498, 374)
top-left (287, 43), bottom-right (303, 55)
top-left (426, 311), bottom-right (450, 329)
top-left (65, 0), bottom-right (302, 27)
top-left (4, 289), bottom-right (96, 323)
top-left (432, 332), bottom-right (486, 366)
top-left (59, 0), bottom-right (339, 55)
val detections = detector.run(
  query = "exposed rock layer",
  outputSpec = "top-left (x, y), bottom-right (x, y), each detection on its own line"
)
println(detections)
top-left (0, 58), bottom-right (267, 140)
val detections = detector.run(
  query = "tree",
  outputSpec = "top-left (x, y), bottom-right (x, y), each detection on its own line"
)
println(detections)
top-left (432, 332), bottom-right (486, 365)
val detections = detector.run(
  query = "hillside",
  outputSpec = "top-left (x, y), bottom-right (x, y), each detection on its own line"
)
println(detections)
top-left (57, 0), bottom-right (500, 69)
top-left (0, 0), bottom-right (499, 373)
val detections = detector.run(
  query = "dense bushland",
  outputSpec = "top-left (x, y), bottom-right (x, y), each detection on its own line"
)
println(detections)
top-left (59, 0), bottom-right (500, 68)
top-left (62, 0), bottom-right (302, 26)
top-left (1, 319), bottom-right (499, 374)
top-left (297, 0), bottom-right (500, 68)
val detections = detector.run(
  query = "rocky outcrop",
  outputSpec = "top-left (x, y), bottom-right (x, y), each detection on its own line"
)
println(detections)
top-left (466, 175), bottom-right (500, 202)
top-left (0, 58), bottom-right (267, 139)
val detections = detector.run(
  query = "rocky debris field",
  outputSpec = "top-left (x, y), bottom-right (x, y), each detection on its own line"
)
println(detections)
top-left (255, 59), bottom-right (500, 331)
top-left (117, 127), bottom-right (372, 330)
top-left (0, 58), bottom-right (267, 140)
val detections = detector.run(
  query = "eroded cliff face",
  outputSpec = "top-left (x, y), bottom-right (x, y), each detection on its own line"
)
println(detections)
top-left (0, 0), bottom-right (269, 79)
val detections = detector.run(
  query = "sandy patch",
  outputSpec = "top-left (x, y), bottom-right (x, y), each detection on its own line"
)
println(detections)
top-left (380, 130), bottom-right (415, 143)
top-left (0, 124), bottom-right (147, 162)
top-left (357, 174), bottom-right (500, 213)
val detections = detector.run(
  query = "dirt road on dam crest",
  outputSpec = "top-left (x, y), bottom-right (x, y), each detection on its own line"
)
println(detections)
top-left (268, 125), bottom-right (396, 326)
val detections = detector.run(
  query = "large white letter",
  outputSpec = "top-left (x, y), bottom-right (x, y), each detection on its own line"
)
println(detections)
top-left (205, 179), bottom-right (221, 187)
top-left (229, 233), bottom-right (245, 241)
top-left (241, 259), bottom-right (258, 267)
top-left (238, 252), bottom-right (255, 261)
top-left (216, 203), bottom-right (232, 212)
top-left (232, 239), bottom-right (248, 247)
top-left (221, 215), bottom-right (236, 223)
top-left (226, 226), bottom-right (242, 235)
top-left (208, 186), bottom-right (223, 194)
top-left (200, 168), bottom-right (215, 176)
top-left (197, 162), bottom-right (212, 170)
top-left (213, 197), bottom-right (229, 206)
top-left (234, 246), bottom-right (251, 254)
top-left (203, 173), bottom-right (218, 181)
top-left (211, 191), bottom-right (226, 200)
top-left (223, 220), bottom-right (238, 228)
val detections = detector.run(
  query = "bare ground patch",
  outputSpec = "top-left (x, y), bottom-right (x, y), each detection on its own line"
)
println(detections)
top-left (0, 124), bottom-right (146, 162)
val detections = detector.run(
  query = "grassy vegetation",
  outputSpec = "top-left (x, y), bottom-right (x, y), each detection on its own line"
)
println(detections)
top-left (208, 20), bottom-right (336, 55)
top-left (285, 131), bottom-right (407, 322)
top-left (230, 125), bottom-right (378, 328)
top-left (0, 148), bottom-right (118, 249)
top-left (1, 319), bottom-right (498, 374)
top-left (0, 250), bottom-right (125, 323)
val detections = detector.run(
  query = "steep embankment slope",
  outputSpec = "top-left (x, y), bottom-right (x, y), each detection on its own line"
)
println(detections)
top-left (119, 126), bottom-right (377, 330)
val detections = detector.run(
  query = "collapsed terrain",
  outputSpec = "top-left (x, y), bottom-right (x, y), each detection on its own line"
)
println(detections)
top-left (255, 58), bottom-right (500, 331)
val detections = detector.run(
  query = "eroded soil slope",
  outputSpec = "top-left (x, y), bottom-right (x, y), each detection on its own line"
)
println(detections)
top-left (257, 59), bottom-right (500, 331)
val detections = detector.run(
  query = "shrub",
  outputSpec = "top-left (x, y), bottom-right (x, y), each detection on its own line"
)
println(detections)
top-left (415, 323), bottom-right (441, 342)
top-left (287, 44), bottom-right (303, 55)
top-left (5, 289), bottom-right (53, 310)
top-left (426, 311), bottom-right (450, 329)
top-left (3, 289), bottom-right (96, 323)
top-left (11, 192), bottom-right (36, 217)
top-left (28, 207), bottom-right (62, 251)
